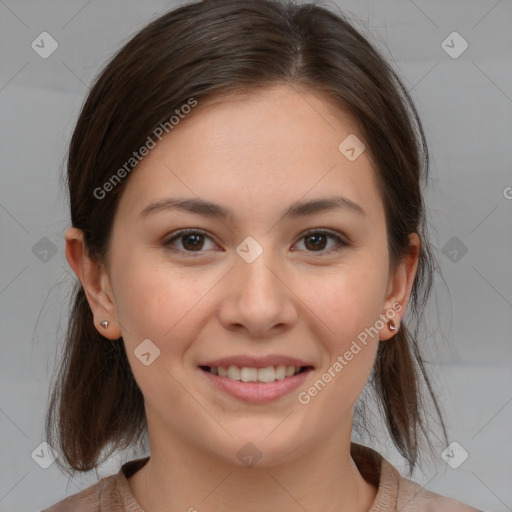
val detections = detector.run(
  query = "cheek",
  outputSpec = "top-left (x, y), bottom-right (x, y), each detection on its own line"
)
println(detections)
top-left (111, 252), bottom-right (177, 337)
top-left (112, 263), bottom-right (211, 411)
top-left (302, 258), bottom-right (387, 341)
top-left (297, 259), bottom-right (385, 398)
top-left (112, 252), bottom-right (219, 363)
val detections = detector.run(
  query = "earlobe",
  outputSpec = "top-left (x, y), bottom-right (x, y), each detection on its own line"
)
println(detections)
top-left (64, 226), bottom-right (122, 339)
top-left (379, 233), bottom-right (420, 341)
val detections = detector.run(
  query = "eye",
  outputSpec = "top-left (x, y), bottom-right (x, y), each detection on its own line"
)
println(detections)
top-left (163, 229), bottom-right (218, 255)
top-left (163, 228), bottom-right (349, 256)
top-left (293, 229), bottom-right (349, 255)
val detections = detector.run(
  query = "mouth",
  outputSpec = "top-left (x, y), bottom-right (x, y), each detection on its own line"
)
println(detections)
top-left (197, 363), bottom-right (314, 403)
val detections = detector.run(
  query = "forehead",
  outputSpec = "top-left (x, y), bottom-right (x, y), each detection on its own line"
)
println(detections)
top-left (114, 83), bottom-right (383, 225)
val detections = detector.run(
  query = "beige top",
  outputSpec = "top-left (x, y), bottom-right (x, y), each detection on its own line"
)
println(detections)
top-left (41, 443), bottom-right (482, 511)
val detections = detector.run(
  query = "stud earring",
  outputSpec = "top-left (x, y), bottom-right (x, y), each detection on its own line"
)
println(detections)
top-left (100, 320), bottom-right (109, 329)
top-left (388, 320), bottom-right (397, 331)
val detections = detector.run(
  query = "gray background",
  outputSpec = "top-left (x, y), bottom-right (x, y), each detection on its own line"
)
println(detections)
top-left (1, 0), bottom-right (511, 511)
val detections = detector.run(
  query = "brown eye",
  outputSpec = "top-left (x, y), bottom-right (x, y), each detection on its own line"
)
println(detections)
top-left (294, 230), bottom-right (348, 255)
top-left (180, 233), bottom-right (205, 251)
top-left (304, 233), bottom-right (328, 251)
top-left (163, 228), bottom-right (348, 257)
top-left (164, 229), bottom-right (217, 254)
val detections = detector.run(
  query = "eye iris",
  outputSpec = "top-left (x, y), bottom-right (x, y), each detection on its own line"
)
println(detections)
top-left (182, 234), bottom-right (204, 251)
top-left (305, 233), bottom-right (327, 251)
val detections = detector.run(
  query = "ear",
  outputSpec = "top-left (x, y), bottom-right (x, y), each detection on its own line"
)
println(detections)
top-left (379, 232), bottom-right (420, 341)
top-left (64, 226), bottom-right (122, 340)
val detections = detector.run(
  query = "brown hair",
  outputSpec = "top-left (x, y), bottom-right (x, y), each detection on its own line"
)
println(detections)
top-left (46, 0), bottom-right (448, 477)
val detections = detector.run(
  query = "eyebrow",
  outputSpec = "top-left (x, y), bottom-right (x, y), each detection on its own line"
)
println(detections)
top-left (140, 195), bottom-right (366, 220)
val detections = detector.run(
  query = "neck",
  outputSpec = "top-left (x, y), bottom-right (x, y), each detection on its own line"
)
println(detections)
top-left (127, 427), bottom-right (377, 512)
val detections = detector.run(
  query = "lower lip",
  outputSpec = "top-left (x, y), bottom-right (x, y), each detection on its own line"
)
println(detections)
top-left (198, 367), bottom-right (313, 403)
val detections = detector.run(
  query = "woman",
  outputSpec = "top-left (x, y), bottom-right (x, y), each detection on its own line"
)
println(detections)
top-left (42, 0), bottom-right (482, 510)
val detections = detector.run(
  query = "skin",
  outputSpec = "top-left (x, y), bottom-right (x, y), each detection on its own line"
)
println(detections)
top-left (65, 83), bottom-right (419, 512)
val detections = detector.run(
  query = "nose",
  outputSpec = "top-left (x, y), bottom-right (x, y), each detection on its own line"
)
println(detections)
top-left (218, 246), bottom-right (298, 337)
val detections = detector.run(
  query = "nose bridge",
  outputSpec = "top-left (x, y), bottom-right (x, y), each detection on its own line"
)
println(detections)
top-left (218, 233), bottom-right (298, 334)
top-left (234, 234), bottom-right (281, 298)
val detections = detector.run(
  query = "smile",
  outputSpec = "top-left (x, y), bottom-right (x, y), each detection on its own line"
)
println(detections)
top-left (198, 365), bottom-right (314, 403)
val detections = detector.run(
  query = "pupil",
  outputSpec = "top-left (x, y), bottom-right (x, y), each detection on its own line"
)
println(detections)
top-left (183, 234), bottom-right (203, 251)
top-left (305, 234), bottom-right (326, 251)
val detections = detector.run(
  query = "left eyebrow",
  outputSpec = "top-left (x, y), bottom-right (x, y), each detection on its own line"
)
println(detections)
top-left (139, 195), bottom-right (367, 220)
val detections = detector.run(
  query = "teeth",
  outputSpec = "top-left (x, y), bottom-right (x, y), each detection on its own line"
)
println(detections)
top-left (208, 364), bottom-right (304, 383)
top-left (285, 365), bottom-right (295, 377)
top-left (274, 365), bottom-right (286, 379)
top-left (240, 367), bottom-right (258, 382)
top-left (227, 366), bottom-right (241, 380)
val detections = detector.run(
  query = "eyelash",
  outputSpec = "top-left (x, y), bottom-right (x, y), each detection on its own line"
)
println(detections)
top-left (163, 228), bottom-right (349, 257)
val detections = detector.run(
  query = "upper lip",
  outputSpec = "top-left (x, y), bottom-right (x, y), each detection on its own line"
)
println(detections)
top-left (198, 355), bottom-right (315, 369)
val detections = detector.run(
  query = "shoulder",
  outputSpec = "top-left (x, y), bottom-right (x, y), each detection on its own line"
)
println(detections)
top-left (40, 473), bottom-right (120, 512)
top-left (350, 442), bottom-right (483, 512)
top-left (392, 464), bottom-right (483, 512)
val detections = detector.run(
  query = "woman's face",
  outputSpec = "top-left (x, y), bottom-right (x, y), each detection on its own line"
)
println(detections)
top-left (93, 83), bottom-right (417, 466)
